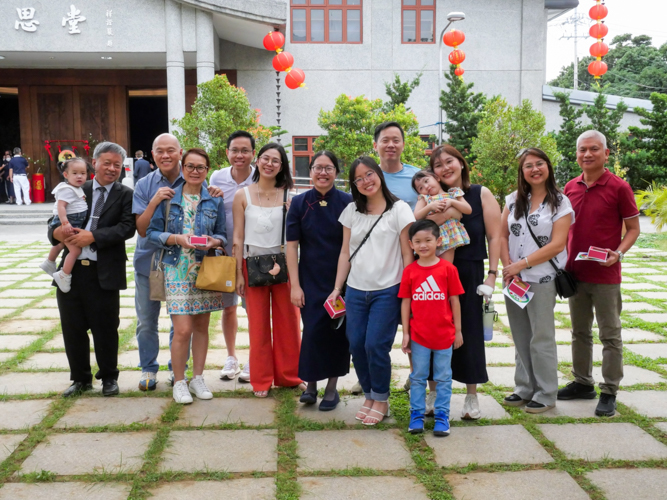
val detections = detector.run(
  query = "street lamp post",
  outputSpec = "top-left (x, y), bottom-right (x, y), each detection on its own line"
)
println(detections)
top-left (438, 11), bottom-right (466, 145)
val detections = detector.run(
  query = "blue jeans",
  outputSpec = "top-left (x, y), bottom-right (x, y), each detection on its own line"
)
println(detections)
top-left (345, 284), bottom-right (401, 401)
top-left (410, 340), bottom-right (453, 416)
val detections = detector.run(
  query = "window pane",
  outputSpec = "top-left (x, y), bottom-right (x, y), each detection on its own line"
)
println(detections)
top-left (329, 10), bottom-right (343, 42)
top-left (403, 10), bottom-right (416, 42)
top-left (347, 10), bottom-right (360, 42)
top-left (310, 0), bottom-right (325, 4)
top-left (420, 10), bottom-right (434, 42)
top-left (420, 0), bottom-right (434, 5)
top-left (403, 0), bottom-right (416, 5)
top-left (295, 156), bottom-right (310, 178)
top-left (294, 138), bottom-right (309, 151)
top-left (311, 9), bottom-right (324, 41)
top-left (347, 0), bottom-right (361, 5)
top-left (292, 9), bottom-right (307, 41)
top-left (329, 0), bottom-right (343, 4)
top-left (292, 0), bottom-right (306, 4)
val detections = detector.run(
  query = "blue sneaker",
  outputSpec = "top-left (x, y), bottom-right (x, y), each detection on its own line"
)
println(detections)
top-left (408, 410), bottom-right (425, 434)
top-left (433, 411), bottom-right (450, 437)
top-left (138, 372), bottom-right (157, 391)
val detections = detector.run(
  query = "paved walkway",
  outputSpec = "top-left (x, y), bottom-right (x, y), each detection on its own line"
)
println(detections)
top-left (0, 240), bottom-right (666, 499)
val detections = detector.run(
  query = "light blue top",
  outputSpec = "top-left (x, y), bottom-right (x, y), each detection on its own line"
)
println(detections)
top-left (382, 163), bottom-right (421, 210)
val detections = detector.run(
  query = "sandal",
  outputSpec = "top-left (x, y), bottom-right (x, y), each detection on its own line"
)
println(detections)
top-left (254, 390), bottom-right (269, 398)
top-left (362, 406), bottom-right (391, 426)
top-left (355, 403), bottom-right (373, 421)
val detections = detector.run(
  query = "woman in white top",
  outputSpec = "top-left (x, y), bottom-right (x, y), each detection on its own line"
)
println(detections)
top-left (233, 143), bottom-right (304, 398)
top-left (500, 148), bottom-right (574, 413)
top-left (329, 156), bottom-right (415, 425)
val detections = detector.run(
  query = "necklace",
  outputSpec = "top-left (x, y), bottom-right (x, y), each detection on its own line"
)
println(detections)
top-left (254, 187), bottom-right (280, 234)
top-left (257, 187), bottom-right (277, 201)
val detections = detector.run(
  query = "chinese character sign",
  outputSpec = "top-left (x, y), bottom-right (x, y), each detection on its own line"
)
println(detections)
top-left (62, 4), bottom-right (86, 34)
top-left (15, 7), bottom-right (39, 32)
top-left (106, 8), bottom-right (113, 47)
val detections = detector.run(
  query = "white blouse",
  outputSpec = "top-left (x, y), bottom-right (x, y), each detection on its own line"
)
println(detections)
top-left (505, 191), bottom-right (575, 283)
top-left (339, 200), bottom-right (415, 291)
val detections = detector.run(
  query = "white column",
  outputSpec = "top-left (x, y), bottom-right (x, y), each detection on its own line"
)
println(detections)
top-left (196, 9), bottom-right (216, 85)
top-left (165, 0), bottom-right (185, 131)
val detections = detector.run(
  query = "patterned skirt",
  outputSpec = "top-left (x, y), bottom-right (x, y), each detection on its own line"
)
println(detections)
top-left (440, 218), bottom-right (471, 252)
top-left (165, 270), bottom-right (223, 315)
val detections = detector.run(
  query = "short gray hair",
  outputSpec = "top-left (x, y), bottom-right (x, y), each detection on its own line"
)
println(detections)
top-left (576, 130), bottom-right (607, 150)
top-left (93, 141), bottom-right (127, 162)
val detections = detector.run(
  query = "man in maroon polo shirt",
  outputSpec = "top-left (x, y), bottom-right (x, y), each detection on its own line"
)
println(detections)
top-left (557, 130), bottom-right (640, 417)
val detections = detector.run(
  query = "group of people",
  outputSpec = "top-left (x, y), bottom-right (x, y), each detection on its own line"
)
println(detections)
top-left (41, 122), bottom-right (639, 434)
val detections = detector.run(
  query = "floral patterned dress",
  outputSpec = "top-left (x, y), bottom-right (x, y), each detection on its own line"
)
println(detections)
top-left (419, 187), bottom-right (471, 253)
top-left (165, 193), bottom-right (223, 315)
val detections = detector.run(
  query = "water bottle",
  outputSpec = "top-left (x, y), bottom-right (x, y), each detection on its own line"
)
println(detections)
top-left (483, 299), bottom-right (497, 341)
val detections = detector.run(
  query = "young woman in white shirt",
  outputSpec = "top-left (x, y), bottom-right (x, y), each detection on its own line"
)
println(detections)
top-left (329, 156), bottom-right (415, 425)
top-left (500, 148), bottom-right (574, 413)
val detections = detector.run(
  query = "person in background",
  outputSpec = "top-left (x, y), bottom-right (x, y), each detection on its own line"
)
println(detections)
top-left (8, 147), bottom-right (30, 206)
top-left (1, 151), bottom-right (16, 204)
top-left (133, 150), bottom-right (152, 185)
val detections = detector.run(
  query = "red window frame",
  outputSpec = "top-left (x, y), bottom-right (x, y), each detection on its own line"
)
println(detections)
top-left (290, 0), bottom-right (363, 44)
top-left (401, 0), bottom-right (435, 44)
top-left (420, 134), bottom-right (435, 157)
top-left (292, 136), bottom-right (320, 178)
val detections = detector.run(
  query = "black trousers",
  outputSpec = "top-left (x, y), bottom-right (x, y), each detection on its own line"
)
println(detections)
top-left (57, 260), bottom-right (120, 383)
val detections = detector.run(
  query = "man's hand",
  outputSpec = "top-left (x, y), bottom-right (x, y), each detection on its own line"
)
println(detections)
top-left (65, 228), bottom-right (95, 248)
top-left (600, 248), bottom-right (619, 267)
top-left (207, 185), bottom-right (223, 198)
top-left (150, 187), bottom-right (175, 206)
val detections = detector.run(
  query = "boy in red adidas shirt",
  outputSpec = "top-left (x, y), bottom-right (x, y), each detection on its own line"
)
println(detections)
top-left (399, 219), bottom-right (464, 436)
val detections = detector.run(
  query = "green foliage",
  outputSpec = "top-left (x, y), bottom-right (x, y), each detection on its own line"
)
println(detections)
top-left (440, 65), bottom-right (490, 162)
top-left (548, 34), bottom-right (667, 99)
top-left (471, 98), bottom-right (560, 201)
top-left (581, 89), bottom-right (628, 157)
top-left (314, 94), bottom-right (427, 175)
top-left (552, 91), bottom-right (585, 185)
top-left (635, 182), bottom-right (667, 230)
top-left (171, 74), bottom-right (275, 170)
top-left (382, 72), bottom-right (423, 112)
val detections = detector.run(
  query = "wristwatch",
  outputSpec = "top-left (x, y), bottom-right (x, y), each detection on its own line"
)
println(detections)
top-left (617, 251), bottom-right (624, 262)
top-left (487, 270), bottom-right (497, 276)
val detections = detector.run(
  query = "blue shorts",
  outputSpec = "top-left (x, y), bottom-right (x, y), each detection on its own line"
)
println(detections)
top-left (49, 210), bottom-right (87, 230)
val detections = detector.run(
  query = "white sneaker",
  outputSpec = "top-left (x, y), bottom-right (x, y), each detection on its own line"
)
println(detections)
top-left (40, 259), bottom-right (57, 277)
top-left (462, 394), bottom-right (481, 420)
top-left (53, 271), bottom-right (72, 293)
top-left (189, 375), bottom-right (213, 400)
top-left (220, 356), bottom-right (241, 380)
top-left (425, 391), bottom-right (436, 416)
top-left (168, 371), bottom-right (188, 386)
top-left (238, 362), bottom-right (250, 383)
top-left (172, 379), bottom-right (193, 404)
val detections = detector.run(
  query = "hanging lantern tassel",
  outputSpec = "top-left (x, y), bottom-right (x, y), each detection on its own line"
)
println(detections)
top-left (263, 31), bottom-right (285, 53)
top-left (272, 51), bottom-right (294, 72)
top-left (83, 141), bottom-right (90, 156)
top-left (44, 141), bottom-right (53, 161)
top-left (285, 68), bottom-right (306, 90)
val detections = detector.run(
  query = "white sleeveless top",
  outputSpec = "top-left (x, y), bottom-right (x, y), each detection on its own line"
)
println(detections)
top-left (243, 186), bottom-right (285, 258)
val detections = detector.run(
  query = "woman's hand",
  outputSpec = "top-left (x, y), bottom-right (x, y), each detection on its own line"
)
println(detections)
top-left (502, 258), bottom-right (526, 282)
top-left (401, 332), bottom-right (411, 354)
top-left (202, 235), bottom-right (221, 251)
top-left (327, 288), bottom-right (341, 305)
top-left (453, 330), bottom-right (464, 349)
top-left (175, 234), bottom-right (196, 249)
top-left (291, 285), bottom-right (305, 308)
top-left (236, 269), bottom-right (245, 297)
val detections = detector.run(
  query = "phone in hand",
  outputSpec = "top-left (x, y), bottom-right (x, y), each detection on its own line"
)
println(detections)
top-left (189, 235), bottom-right (208, 247)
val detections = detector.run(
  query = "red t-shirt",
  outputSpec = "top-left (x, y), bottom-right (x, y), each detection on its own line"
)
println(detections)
top-left (564, 169), bottom-right (639, 284)
top-left (398, 259), bottom-right (465, 350)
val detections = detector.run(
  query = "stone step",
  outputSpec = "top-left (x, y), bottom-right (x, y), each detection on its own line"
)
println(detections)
top-left (0, 217), bottom-right (49, 225)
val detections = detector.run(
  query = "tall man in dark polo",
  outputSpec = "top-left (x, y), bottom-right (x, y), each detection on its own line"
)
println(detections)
top-left (52, 142), bottom-right (136, 397)
top-left (558, 130), bottom-right (640, 416)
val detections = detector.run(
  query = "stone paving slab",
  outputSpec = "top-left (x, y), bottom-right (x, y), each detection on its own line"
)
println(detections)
top-left (643, 274), bottom-right (667, 282)
top-left (487, 366), bottom-right (567, 388)
top-left (446, 470), bottom-right (589, 500)
top-left (0, 319), bottom-right (59, 333)
top-left (0, 288), bottom-right (49, 298)
top-left (296, 396), bottom-right (395, 425)
top-left (21, 431), bottom-right (154, 475)
top-left (0, 273), bottom-right (33, 279)
top-left (33, 298), bottom-right (58, 308)
top-left (538, 423), bottom-right (667, 461)
top-left (118, 349), bottom-right (250, 369)
top-left (115, 370), bottom-right (173, 393)
top-left (0, 371), bottom-right (72, 395)
top-left (19, 352), bottom-right (70, 369)
top-left (129, 332), bottom-right (171, 349)
top-left (199, 369), bottom-right (252, 392)
top-left (296, 429), bottom-right (412, 471)
top-left (0, 334), bottom-right (40, 350)
top-left (555, 329), bottom-right (573, 342)
top-left (426, 425), bottom-right (553, 467)
top-left (530, 398), bottom-right (620, 418)
top-left (299, 476), bottom-right (430, 500)
top-left (620, 328), bottom-right (665, 342)
top-left (587, 469), bottom-right (667, 500)
top-left (18, 308), bottom-right (60, 319)
top-left (0, 399), bottom-right (52, 429)
top-left (593, 365), bottom-right (665, 386)
top-left (450, 393), bottom-right (509, 421)
top-left (0, 352), bottom-right (13, 362)
top-left (160, 430), bottom-right (277, 472)
top-left (0, 433), bottom-right (27, 461)
top-left (148, 479), bottom-right (275, 500)
top-left (177, 397), bottom-right (275, 426)
top-left (0, 483), bottom-right (132, 500)
top-left (626, 343), bottom-right (667, 360)
top-left (637, 291), bottom-right (667, 300)
top-left (0, 299), bottom-right (32, 308)
top-left (622, 267), bottom-right (660, 274)
top-left (621, 283), bottom-right (665, 290)
top-left (632, 313), bottom-right (667, 323)
top-left (622, 302), bottom-right (662, 312)
top-left (390, 348), bottom-right (409, 367)
top-left (485, 347), bottom-right (516, 364)
top-left (209, 332), bottom-right (251, 348)
top-left (56, 397), bottom-right (169, 428)
top-left (617, 390), bottom-right (667, 418)
top-left (17, 281), bottom-right (52, 289)
top-left (42, 333), bottom-right (88, 350)
top-left (655, 422), bottom-right (667, 434)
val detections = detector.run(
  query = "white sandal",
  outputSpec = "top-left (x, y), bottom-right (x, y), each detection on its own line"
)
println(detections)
top-left (362, 406), bottom-right (391, 426)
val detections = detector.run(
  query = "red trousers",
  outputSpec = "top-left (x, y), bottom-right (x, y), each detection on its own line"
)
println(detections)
top-left (243, 261), bottom-right (302, 391)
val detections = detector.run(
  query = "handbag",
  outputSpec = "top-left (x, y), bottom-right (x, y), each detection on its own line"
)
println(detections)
top-left (196, 247), bottom-right (236, 293)
top-left (149, 199), bottom-right (171, 302)
top-left (246, 190), bottom-right (289, 287)
top-left (524, 213), bottom-right (577, 299)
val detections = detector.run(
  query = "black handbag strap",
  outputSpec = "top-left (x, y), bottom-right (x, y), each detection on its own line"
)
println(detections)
top-left (349, 211), bottom-right (384, 263)
top-left (523, 212), bottom-right (561, 274)
top-left (280, 188), bottom-right (287, 252)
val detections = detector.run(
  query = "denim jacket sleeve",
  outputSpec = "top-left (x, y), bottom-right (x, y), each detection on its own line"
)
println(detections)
top-left (210, 196), bottom-right (227, 247)
top-left (146, 199), bottom-right (173, 250)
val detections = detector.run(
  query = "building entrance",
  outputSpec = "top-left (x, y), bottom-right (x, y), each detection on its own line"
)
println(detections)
top-left (129, 90), bottom-right (169, 161)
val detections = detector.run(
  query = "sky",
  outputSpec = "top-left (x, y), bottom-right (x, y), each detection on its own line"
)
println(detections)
top-left (546, 0), bottom-right (667, 81)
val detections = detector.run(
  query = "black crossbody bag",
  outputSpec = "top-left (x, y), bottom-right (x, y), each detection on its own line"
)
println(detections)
top-left (524, 213), bottom-right (577, 299)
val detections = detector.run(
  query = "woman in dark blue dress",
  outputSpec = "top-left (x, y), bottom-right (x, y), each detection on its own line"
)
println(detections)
top-left (286, 151), bottom-right (352, 411)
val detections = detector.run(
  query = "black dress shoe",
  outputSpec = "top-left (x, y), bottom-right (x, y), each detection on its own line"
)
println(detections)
top-left (102, 380), bottom-right (119, 397)
top-left (63, 381), bottom-right (93, 398)
top-left (299, 391), bottom-right (317, 405)
top-left (319, 391), bottom-right (340, 411)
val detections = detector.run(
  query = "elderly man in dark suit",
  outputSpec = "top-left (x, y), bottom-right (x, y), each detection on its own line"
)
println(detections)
top-left (51, 142), bottom-right (136, 397)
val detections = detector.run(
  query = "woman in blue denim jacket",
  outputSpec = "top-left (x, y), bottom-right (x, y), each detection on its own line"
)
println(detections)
top-left (147, 148), bottom-right (227, 404)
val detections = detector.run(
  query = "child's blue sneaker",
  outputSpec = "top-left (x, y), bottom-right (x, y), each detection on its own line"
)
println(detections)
top-left (408, 410), bottom-right (425, 434)
top-left (433, 411), bottom-right (450, 437)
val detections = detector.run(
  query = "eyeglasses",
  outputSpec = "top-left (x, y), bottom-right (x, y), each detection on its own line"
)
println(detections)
top-left (184, 164), bottom-right (209, 173)
top-left (353, 170), bottom-right (376, 187)
top-left (229, 149), bottom-right (253, 156)
top-left (312, 165), bottom-right (336, 174)
top-left (522, 160), bottom-right (547, 171)
top-left (258, 155), bottom-right (282, 167)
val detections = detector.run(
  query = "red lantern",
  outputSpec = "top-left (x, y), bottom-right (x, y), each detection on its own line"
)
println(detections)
top-left (443, 29), bottom-right (465, 48)
top-left (448, 50), bottom-right (465, 65)
top-left (589, 4), bottom-right (608, 21)
top-left (285, 68), bottom-right (306, 89)
top-left (589, 41), bottom-right (609, 58)
top-left (272, 51), bottom-right (294, 72)
top-left (588, 60), bottom-right (608, 78)
top-left (589, 22), bottom-right (608, 39)
top-left (263, 31), bottom-right (285, 52)
top-left (454, 67), bottom-right (465, 77)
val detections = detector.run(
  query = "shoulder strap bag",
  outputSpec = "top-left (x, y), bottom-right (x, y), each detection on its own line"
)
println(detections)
top-left (523, 212), bottom-right (577, 299)
top-left (349, 211), bottom-right (385, 263)
top-left (196, 246), bottom-right (236, 293)
top-left (149, 199), bottom-right (171, 301)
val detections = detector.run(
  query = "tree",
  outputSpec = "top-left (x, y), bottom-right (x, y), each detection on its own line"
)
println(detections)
top-left (471, 98), bottom-right (560, 200)
top-left (582, 89), bottom-right (628, 167)
top-left (382, 72), bottom-right (422, 112)
top-left (552, 91), bottom-right (586, 185)
top-left (440, 65), bottom-right (489, 162)
top-left (314, 94), bottom-right (428, 175)
top-left (171, 74), bottom-right (275, 170)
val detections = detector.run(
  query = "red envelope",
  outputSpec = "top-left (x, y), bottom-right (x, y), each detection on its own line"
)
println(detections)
top-left (509, 278), bottom-right (531, 298)
top-left (325, 297), bottom-right (346, 319)
top-left (190, 236), bottom-right (207, 246)
top-left (587, 246), bottom-right (608, 261)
